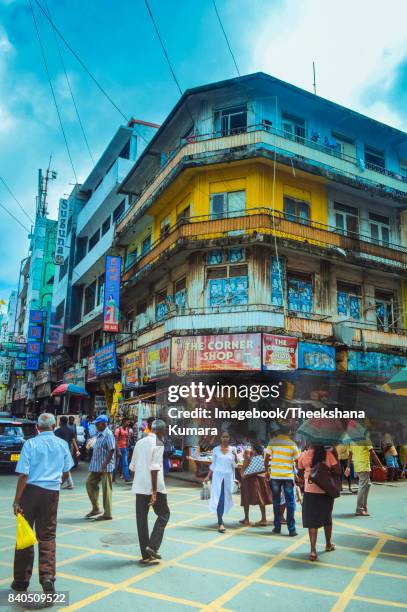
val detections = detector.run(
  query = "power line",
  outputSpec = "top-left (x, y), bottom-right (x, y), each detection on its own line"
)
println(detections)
top-left (34, 0), bottom-right (129, 124)
top-left (0, 175), bottom-right (34, 225)
top-left (28, 0), bottom-right (78, 184)
top-left (211, 0), bottom-right (240, 77)
top-left (144, 0), bottom-right (183, 98)
top-left (0, 201), bottom-right (30, 234)
top-left (44, 0), bottom-right (94, 165)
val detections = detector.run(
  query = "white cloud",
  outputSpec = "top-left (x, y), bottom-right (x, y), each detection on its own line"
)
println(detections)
top-left (250, 0), bottom-right (407, 130)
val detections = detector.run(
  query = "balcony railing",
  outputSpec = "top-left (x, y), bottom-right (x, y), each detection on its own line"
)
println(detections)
top-left (123, 208), bottom-right (407, 282)
top-left (116, 123), bottom-right (407, 237)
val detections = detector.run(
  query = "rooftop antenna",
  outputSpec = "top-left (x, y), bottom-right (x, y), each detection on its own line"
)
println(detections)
top-left (312, 61), bottom-right (317, 95)
top-left (36, 155), bottom-right (57, 218)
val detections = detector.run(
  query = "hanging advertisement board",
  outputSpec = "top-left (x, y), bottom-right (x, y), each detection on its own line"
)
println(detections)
top-left (103, 256), bottom-right (121, 332)
top-left (298, 342), bottom-right (336, 371)
top-left (262, 334), bottom-right (298, 371)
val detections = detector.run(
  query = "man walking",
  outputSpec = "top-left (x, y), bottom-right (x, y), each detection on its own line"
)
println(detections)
top-left (130, 419), bottom-right (170, 564)
top-left (85, 415), bottom-right (115, 520)
top-left (115, 418), bottom-right (131, 482)
top-left (349, 440), bottom-right (384, 516)
top-left (265, 425), bottom-right (300, 536)
top-left (55, 416), bottom-right (80, 489)
top-left (11, 413), bottom-right (73, 594)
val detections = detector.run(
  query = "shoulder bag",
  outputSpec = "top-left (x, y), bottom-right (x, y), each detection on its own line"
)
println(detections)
top-left (309, 462), bottom-right (341, 498)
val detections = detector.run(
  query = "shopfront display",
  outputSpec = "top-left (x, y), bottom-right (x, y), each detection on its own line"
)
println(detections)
top-left (171, 333), bottom-right (262, 373)
top-left (121, 351), bottom-right (143, 387)
top-left (262, 334), bottom-right (297, 371)
top-left (298, 342), bottom-right (336, 371)
top-left (143, 340), bottom-right (171, 381)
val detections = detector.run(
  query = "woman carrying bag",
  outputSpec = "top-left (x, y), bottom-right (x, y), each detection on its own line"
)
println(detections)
top-left (204, 431), bottom-right (238, 533)
top-left (239, 441), bottom-right (272, 526)
top-left (298, 444), bottom-right (341, 561)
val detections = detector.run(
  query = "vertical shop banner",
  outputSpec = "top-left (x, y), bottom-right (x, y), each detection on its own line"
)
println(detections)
top-left (298, 342), bottom-right (336, 371)
top-left (121, 351), bottom-right (143, 387)
top-left (54, 198), bottom-right (69, 265)
top-left (262, 334), bottom-right (298, 371)
top-left (95, 342), bottom-right (118, 377)
top-left (172, 334), bottom-right (262, 373)
top-left (86, 356), bottom-right (97, 382)
top-left (103, 256), bottom-right (122, 332)
top-left (143, 340), bottom-right (170, 381)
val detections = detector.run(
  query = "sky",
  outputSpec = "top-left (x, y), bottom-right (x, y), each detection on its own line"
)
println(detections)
top-left (0, 0), bottom-right (407, 306)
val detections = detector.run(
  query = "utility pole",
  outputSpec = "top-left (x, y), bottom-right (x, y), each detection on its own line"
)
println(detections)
top-left (36, 158), bottom-right (57, 218)
top-left (312, 61), bottom-right (317, 95)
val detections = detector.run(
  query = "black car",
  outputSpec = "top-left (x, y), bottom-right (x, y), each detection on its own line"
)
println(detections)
top-left (0, 419), bottom-right (37, 468)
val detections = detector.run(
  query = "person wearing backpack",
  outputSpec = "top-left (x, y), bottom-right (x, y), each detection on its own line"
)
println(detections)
top-left (298, 445), bottom-right (341, 562)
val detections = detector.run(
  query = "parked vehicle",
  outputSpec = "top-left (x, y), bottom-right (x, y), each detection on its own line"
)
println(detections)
top-left (0, 419), bottom-right (37, 469)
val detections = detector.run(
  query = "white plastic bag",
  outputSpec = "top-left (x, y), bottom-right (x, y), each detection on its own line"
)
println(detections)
top-left (200, 482), bottom-right (211, 500)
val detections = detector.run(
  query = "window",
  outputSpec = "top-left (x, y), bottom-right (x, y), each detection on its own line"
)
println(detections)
top-left (55, 300), bottom-right (65, 323)
top-left (136, 301), bottom-right (147, 315)
top-left (119, 140), bottom-right (130, 160)
top-left (375, 290), bottom-right (396, 332)
top-left (83, 281), bottom-right (97, 315)
top-left (287, 273), bottom-right (313, 313)
top-left (155, 289), bottom-right (168, 321)
top-left (210, 190), bottom-right (246, 219)
top-left (75, 237), bottom-right (87, 265)
top-left (67, 215), bottom-right (73, 236)
top-left (207, 264), bottom-right (248, 307)
top-left (102, 216), bottom-right (111, 236)
top-left (334, 202), bottom-right (359, 236)
top-left (282, 113), bottom-right (306, 143)
top-left (97, 274), bottom-right (104, 306)
top-left (60, 257), bottom-right (68, 280)
top-left (331, 132), bottom-right (355, 159)
top-left (160, 216), bottom-right (171, 238)
top-left (215, 105), bottom-right (247, 136)
top-left (365, 146), bottom-right (385, 171)
top-left (177, 206), bottom-right (191, 224)
top-left (80, 334), bottom-right (93, 359)
top-left (337, 282), bottom-right (361, 320)
top-left (88, 229), bottom-right (100, 251)
top-left (113, 199), bottom-right (126, 223)
top-left (283, 196), bottom-right (310, 225)
top-left (400, 160), bottom-right (407, 179)
top-left (369, 212), bottom-right (390, 246)
top-left (93, 329), bottom-right (104, 350)
top-left (126, 247), bottom-right (138, 269)
top-left (141, 233), bottom-right (152, 256)
top-left (174, 277), bottom-right (187, 309)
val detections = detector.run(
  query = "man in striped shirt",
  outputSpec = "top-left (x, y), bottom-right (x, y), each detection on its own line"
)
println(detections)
top-left (85, 415), bottom-right (115, 520)
top-left (265, 426), bottom-right (300, 536)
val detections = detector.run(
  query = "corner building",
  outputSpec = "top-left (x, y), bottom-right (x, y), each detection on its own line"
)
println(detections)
top-left (115, 73), bottom-right (407, 421)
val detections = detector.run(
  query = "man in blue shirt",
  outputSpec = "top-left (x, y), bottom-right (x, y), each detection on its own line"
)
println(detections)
top-left (12, 413), bottom-right (73, 594)
top-left (85, 415), bottom-right (115, 520)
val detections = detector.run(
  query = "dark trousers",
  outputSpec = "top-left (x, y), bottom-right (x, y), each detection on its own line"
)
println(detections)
top-left (217, 480), bottom-right (225, 525)
top-left (270, 478), bottom-right (296, 534)
top-left (14, 484), bottom-right (59, 587)
top-left (135, 493), bottom-right (170, 560)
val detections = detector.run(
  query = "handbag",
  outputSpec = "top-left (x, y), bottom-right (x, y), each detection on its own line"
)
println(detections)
top-left (200, 482), bottom-right (211, 500)
top-left (243, 454), bottom-right (266, 477)
top-left (309, 462), bottom-right (341, 498)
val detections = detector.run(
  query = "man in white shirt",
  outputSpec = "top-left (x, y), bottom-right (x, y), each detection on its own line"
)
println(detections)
top-left (129, 419), bottom-right (170, 564)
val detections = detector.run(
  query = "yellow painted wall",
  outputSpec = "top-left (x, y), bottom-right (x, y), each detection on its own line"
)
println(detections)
top-left (129, 159), bottom-right (328, 249)
top-left (401, 280), bottom-right (407, 329)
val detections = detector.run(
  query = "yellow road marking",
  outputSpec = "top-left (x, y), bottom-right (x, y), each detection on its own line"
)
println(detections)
top-left (352, 595), bottom-right (407, 609)
top-left (124, 586), bottom-right (203, 608)
top-left (331, 536), bottom-right (387, 612)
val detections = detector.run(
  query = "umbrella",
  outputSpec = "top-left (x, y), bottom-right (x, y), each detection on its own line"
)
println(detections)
top-left (296, 418), bottom-right (368, 446)
top-left (51, 384), bottom-right (90, 398)
top-left (382, 368), bottom-right (407, 397)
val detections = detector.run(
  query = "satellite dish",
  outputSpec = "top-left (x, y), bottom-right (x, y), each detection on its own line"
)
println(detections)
top-left (333, 323), bottom-right (354, 346)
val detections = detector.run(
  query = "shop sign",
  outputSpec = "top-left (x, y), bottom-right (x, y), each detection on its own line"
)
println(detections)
top-left (122, 351), bottom-right (143, 387)
top-left (347, 351), bottom-right (407, 373)
top-left (95, 342), bottom-right (117, 377)
top-left (171, 334), bottom-right (262, 373)
top-left (103, 256), bottom-right (121, 333)
top-left (262, 334), bottom-right (297, 371)
top-left (29, 310), bottom-right (44, 324)
top-left (144, 340), bottom-right (170, 381)
top-left (63, 367), bottom-right (86, 387)
top-left (34, 370), bottom-right (50, 386)
top-left (298, 342), bottom-right (336, 371)
top-left (26, 356), bottom-right (40, 371)
top-left (54, 198), bottom-right (69, 265)
top-left (86, 356), bottom-right (97, 382)
top-left (95, 395), bottom-right (107, 411)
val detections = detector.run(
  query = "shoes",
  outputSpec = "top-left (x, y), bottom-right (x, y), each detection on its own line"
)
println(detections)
top-left (85, 510), bottom-right (101, 518)
top-left (271, 528), bottom-right (281, 534)
top-left (10, 580), bottom-right (28, 592)
top-left (145, 546), bottom-right (162, 560)
top-left (289, 531), bottom-right (298, 537)
top-left (42, 580), bottom-right (55, 594)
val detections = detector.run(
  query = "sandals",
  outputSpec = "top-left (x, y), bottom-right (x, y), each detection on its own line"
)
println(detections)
top-left (254, 521), bottom-right (268, 527)
top-left (85, 510), bottom-right (101, 519)
top-left (309, 552), bottom-right (318, 562)
top-left (239, 519), bottom-right (250, 525)
top-left (325, 544), bottom-right (336, 552)
top-left (218, 525), bottom-right (226, 533)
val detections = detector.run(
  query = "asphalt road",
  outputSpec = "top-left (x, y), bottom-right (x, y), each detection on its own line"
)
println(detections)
top-left (0, 466), bottom-right (406, 611)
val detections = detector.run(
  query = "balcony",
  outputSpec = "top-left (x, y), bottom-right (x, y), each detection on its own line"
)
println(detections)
top-left (123, 209), bottom-right (407, 283)
top-left (164, 306), bottom-right (284, 334)
top-left (73, 225), bottom-right (114, 285)
top-left (77, 157), bottom-right (134, 236)
top-left (117, 124), bottom-right (407, 238)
